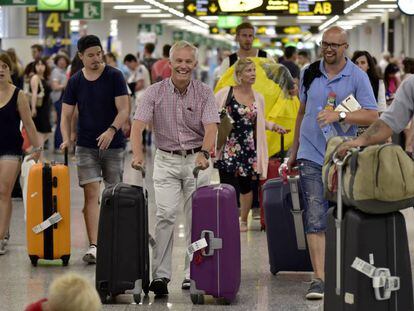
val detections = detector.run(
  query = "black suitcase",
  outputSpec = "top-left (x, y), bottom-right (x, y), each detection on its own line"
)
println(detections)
top-left (262, 174), bottom-right (312, 275)
top-left (95, 171), bottom-right (150, 304)
top-left (324, 154), bottom-right (414, 311)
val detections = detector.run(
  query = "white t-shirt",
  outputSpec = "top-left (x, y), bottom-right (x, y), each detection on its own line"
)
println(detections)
top-left (127, 64), bottom-right (151, 90)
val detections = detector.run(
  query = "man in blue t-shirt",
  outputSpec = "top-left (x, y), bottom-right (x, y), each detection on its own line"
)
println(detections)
top-left (287, 26), bottom-right (378, 300)
top-left (60, 35), bottom-right (129, 264)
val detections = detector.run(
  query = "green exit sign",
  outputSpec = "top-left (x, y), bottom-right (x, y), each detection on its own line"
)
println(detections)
top-left (217, 16), bottom-right (242, 29)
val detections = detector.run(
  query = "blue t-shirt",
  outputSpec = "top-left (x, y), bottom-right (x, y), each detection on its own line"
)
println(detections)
top-left (297, 59), bottom-right (378, 166)
top-left (63, 65), bottom-right (128, 149)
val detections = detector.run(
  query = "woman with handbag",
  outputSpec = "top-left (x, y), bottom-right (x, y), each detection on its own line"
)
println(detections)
top-left (215, 58), bottom-right (288, 232)
top-left (29, 58), bottom-right (52, 156)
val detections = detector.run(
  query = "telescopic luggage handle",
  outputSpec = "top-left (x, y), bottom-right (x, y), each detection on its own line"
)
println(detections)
top-left (63, 148), bottom-right (68, 166)
top-left (131, 163), bottom-right (146, 178)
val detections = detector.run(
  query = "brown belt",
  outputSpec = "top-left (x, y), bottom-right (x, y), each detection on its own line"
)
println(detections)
top-left (159, 146), bottom-right (202, 156)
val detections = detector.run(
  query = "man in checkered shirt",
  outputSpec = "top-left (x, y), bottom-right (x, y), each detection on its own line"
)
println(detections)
top-left (131, 41), bottom-right (219, 295)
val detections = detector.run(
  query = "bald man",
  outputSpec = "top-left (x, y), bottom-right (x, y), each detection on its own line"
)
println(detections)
top-left (287, 26), bottom-right (378, 299)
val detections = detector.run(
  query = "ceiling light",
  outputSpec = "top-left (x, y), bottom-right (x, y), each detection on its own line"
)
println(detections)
top-left (297, 20), bottom-right (326, 24)
top-left (114, 5), bottom-right (151, 9)
top-left (367, 4), bottom-right (398, 8)
top-left (318, 15), bottom-right (339, 31)
top-left (344, 0), bottom-right (367, 14)
top-left (185, 15), bottom-right (209, 28)
top-left (248, 16), bottom-right (278, 20)
top-left (163, 0), bottom-right (183, 2)
top-left (127, 9), bottom-right (162, 13)
top-left (379, 0), bottom-right (397, 1)
top-left (360, 8), bottom-right (388, 12)
top-left (140, 13), bottom-right (172, 17)
top-left (250, 21), bottom-right (280, 26)
top-left (297, 16), bottom-right (327, 20)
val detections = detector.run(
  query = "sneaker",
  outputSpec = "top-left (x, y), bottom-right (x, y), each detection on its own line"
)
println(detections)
top-left (305, 278), bottom-right (324, 300)
top-left (0, 239), bottom-right (7, 255)
top-left (149, 278), bottom-right (169, 296)
top-left (181, 278), bottom-right (191, 290)
top-left (4, 231), bottom-right (10, 245)
top-left (82, 245), bottom-right (97, 264)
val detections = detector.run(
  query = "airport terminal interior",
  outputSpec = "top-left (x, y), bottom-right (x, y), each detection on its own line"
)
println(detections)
top-left (1, 0), bottom-right (414, 310)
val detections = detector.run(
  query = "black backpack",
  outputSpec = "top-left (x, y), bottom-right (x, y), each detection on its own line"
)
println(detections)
top-left (302, 60), bottom-right (322, 100)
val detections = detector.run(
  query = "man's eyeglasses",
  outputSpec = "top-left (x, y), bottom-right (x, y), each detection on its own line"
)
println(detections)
top-left (320, 41), bottom-right (347, 50)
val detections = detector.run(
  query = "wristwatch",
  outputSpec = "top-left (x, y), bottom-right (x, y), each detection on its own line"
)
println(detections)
top-left (338, 111), bottom-right (347, 123)
top-left (200, 149), bottom-right (210, 159)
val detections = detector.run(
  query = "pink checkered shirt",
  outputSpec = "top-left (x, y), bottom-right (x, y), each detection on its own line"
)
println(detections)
top-left (134, 78), bottom-right (219, 151)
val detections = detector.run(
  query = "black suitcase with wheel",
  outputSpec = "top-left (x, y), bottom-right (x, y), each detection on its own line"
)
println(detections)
top-left (324, 154), bottom-right (414, 311)
top-left (95, 169), bottom-right (150, 304)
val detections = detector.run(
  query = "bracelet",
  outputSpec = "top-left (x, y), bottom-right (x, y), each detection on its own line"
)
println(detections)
top-left (108, 125), bottom-right (118, 133)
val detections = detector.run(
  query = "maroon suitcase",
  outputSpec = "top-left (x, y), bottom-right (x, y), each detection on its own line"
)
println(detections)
top-left (189, 170), bottom-right (240, 305)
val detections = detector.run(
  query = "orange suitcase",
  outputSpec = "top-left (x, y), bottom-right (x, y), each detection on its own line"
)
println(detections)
top-left (26, 152), bottom-right (70, 266)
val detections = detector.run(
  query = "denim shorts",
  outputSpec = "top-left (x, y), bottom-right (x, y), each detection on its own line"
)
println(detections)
top-left (298, 159), bottom-right (330, 234)
top-left (75, 146), bottom-right (125, 187)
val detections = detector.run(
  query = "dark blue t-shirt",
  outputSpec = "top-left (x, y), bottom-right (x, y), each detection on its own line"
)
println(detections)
top-left (63, 65), bottom-right (128, 149)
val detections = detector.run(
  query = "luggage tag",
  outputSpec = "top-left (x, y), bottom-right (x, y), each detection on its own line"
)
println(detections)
top-left (32, 212), bottom-right (62, 234)
top-left (351, 257), bottom-right (376, 278)
top-left (187, 238), bottom-right (208, 262)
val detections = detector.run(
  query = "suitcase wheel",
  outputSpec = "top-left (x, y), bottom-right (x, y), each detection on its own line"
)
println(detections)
top-left (260, 225), bottom-right (266, 232)
top-left (270, 266), bottom-right (279, 275)
top-left (61, 255), bottom-right (70, 266)
top-left (133, 294), bottom-right (141, 304)
top-left (219, 298), bottom-right (231, 305)
top-left (191, 294), bottom-right (204, 305)
top-left (98, 291), bottom-right (108, 304)
top-left (29, 255), bottom-right (39, 267)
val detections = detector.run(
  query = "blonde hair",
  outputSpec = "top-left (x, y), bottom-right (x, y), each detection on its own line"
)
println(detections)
top-left (48, 273), bottom-right (101, 311)
top-left (233, 58), bottom-right (255, 85)
top-left (169, 40), bottom-right (198, 61)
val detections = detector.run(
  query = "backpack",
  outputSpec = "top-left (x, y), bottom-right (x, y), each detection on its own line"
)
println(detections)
top-left (302, 60), bottom-right (322, 100)
top-left (229, 50), bottom-right (267, 66)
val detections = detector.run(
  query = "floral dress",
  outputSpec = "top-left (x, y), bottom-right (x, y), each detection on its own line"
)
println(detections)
top-left (216, 96), bottom-right (258, 177)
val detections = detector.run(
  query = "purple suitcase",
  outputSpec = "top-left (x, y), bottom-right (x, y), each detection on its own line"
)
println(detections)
top-left (190, 183), bottom-right (241, 305)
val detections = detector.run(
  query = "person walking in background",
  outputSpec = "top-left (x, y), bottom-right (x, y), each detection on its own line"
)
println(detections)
top-left (0, 52), bottom-right (42, 255)
top-left (51, 54), bottom-right (70, 153)
top-left (151, 44), bottom-right (172, 83)
top-left (29, 58), bottom-right (52, 157)
top-left (384, 63), bottom-right (401, 104)
top-left (280, 46), bottom-right (300, 83)
top-left (60, 35), bottom-right (129, 264)
top-left (298, 50), bottom-right (311, 69)
top-left (215, 58), bottom-right (288, 232)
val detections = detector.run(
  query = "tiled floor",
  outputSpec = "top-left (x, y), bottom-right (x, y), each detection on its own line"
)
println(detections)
top-left (1, 149), bottom-right (413, 311)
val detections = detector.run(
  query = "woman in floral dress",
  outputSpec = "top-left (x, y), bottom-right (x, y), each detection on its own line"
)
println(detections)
top-left (215, 58), bottom-right (288, 232)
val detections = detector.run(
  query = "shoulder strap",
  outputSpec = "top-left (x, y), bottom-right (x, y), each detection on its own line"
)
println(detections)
top-left (303, 60), bottom-right (322, 100)
top-left (229, 53), bottom-right (238, 67)
top-left (258, 50), bottom-right (267, 58)
top-left (225, 87), bottom-right (233, 107)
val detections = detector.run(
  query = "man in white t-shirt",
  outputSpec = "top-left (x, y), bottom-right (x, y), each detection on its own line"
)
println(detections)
top-left (124, 53), bottom-right (150, 102)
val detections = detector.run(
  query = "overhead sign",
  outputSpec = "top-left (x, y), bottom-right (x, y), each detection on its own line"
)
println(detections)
top-left (210, 25), bottom-right (319, 36)
top-left (37, 0), bottom-right (71, 12)
top-left (1, 0), bottom-right (37, 5)
top-left (217, 16), bottom-right (242, 28)
top-left (62, 0), bottom-right (102, 20)
top-left (185, 0), bottom-right (345, 16)
top-left (26, 7), bottom-right (40, 36)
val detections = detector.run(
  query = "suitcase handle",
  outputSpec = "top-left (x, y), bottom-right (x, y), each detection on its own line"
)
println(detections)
top-left (200, 230), bottom-right (222, 257)
top-left (64, 148), bottom-right (68, 166)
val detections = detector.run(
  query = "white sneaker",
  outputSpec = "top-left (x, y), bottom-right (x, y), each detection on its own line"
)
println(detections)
top-left (0, 239), bottom-right (7, 255)
top-left (252, 208), bottom-right (261, 220)
top-left (82, 245), bottom-right (97, 264)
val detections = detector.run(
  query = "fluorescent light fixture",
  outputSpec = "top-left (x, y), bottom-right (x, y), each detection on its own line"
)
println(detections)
top-left (199, 16), bottom-right (219, 20)
top-left (297, 16), bottom-right (327, 20)
top-left (163, 0), bottom-right (183, 2)
top-left (336, 20), bottom-right (365, 25)
top-left (185, 15), bottom-right (209, 28)
top-left (343, 0), bottom-right (367, 14)
top-left (379, 0), bottom-right (397, 1)
top-left (367, 4), bottom-right (398, 8)
top-left (341, 25), bottom-right (354, 30)
top-left (347, 14), bottom-right (381, 19)
top-left (127, 9), bottom-right (162, 13)
top-left (318, 15), bottom-right (339, 31)
top-left (114, 5), bottom-right (151, 9)
top-left (303, 34), bottom-right (312, 41)
top-left (297, 19), bottom-right (326, 23)
top-left (140, 13), bottom-right (172, 17)
top-left (360, 8), bottom-right (388, 12)
top-left (250, 21), bottom-right (280, 26)
top-left (248, 16), bottom-right (278, 20)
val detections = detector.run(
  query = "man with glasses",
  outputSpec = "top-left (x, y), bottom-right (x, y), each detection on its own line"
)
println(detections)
top-left (287, 26), bottom-right (378, 300)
